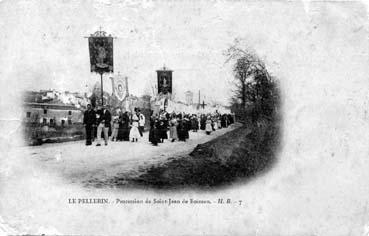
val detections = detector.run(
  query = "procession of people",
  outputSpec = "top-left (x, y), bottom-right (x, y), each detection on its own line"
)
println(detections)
top-left (83, 105), bottom-right (234, 147)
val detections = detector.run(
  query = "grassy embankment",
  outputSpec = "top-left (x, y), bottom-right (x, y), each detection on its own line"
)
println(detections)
top-left (123, 117), bottom-right (280, 189)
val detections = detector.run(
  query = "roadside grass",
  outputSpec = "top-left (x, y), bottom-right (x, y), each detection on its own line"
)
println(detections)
top-left (125, 118), bottom-right (281, 189)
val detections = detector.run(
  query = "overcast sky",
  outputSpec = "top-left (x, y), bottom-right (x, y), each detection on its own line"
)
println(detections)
top-left (1, 0), bottom-right (367, 105)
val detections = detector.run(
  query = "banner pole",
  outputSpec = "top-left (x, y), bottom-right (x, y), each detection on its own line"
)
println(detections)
top-left (125, 76), bottom-right (129, 96)
top-left (100, 72), bottom-right (104, 106)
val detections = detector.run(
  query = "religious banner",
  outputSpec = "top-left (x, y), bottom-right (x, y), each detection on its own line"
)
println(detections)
top-left (88, 36), bottom-right (114, 73)
top-left (157, 68), bottom-right (172, 94)
top-left (114, 76), bottom-right (127, 101)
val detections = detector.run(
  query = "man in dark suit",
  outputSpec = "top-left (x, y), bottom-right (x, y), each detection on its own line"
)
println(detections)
top-left (96, 105), bottom-right (111, 146)
top-left (83, 104), bottom-right (96, 146)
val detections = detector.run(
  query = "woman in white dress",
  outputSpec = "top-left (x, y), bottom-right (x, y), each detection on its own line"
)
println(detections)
top-left (205, 116), bottom-right (212, 135)
top-left (213, 117), bottom-right (218, 130)
top-left (169, 114), bottom-right (178, 142)
top-left (129, 113), bottom-right (140, 142)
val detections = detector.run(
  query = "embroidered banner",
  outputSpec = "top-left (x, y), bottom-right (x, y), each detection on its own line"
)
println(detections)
top-left (88, 37), bottom-right (114, 73)
top-left (115, 76), bottom-right (127, 101)
top-left (157, 70), bottom-right (172, 94)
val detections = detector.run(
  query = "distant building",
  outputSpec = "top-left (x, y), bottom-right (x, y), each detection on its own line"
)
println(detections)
top-left (185, 91), bottom-right (193, 105)
top-left (23, 102), bottom-right (83, 126)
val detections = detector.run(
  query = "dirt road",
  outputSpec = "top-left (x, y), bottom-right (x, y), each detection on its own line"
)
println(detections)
top-left (21, 124), bottom-right (239, 188)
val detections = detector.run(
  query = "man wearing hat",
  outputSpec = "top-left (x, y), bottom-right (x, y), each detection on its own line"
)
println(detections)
top-left (83, 104), bottom-right (96, 146)
top-left (96, 105), bottom-right (111, 146)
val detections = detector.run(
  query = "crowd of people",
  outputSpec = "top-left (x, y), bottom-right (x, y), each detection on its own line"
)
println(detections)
top-left (83, 104), bottom-right (234, 147)
top-left (147, 111), bottom-right (234, 146)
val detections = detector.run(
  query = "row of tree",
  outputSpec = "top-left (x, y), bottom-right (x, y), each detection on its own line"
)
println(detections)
top-left (225, 40), bottom-right (280, 122)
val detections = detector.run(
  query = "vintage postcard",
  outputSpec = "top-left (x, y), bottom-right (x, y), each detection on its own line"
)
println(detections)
top-left (0, 0), bottom-right (368, 235)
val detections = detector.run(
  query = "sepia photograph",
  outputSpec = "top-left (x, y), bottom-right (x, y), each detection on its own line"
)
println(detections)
top-left (0, 0), bottom-right (368, 235)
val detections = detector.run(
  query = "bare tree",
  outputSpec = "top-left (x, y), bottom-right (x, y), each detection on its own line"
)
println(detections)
top-left (225, 40), bottom-right (279, 121)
